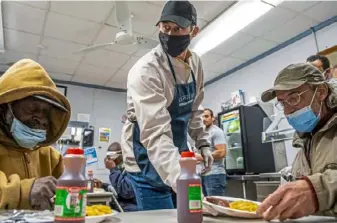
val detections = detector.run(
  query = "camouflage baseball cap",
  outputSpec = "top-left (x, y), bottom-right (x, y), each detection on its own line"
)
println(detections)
top-left (261, 63), bottom-right (325, 102)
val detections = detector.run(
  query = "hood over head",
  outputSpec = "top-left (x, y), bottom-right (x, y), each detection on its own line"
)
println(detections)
top-left (0, 59), bottom-right (71, 149)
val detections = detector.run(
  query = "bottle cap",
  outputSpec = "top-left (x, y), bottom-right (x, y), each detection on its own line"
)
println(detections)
top-left (66, 148), bottom-right (84, 155)
top-left (181, 151), bottom-right (195, 158)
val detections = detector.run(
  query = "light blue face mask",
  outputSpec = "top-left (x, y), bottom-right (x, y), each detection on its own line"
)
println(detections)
top-left (286, 88), bottom-right (322, 133)
top-left (8, 105), bottom-right (47, 149)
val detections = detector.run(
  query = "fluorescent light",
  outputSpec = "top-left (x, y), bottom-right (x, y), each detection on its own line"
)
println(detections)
top-left (263, 0), bottom-right (284, 7)
top-left (191, 0), bottom-right (282, 56)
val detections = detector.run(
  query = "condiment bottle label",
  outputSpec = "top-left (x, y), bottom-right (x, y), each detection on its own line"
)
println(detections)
top-left (188, 183), bottom-right (202, 213)
top-left (54, 186), bottom-right (87, 220)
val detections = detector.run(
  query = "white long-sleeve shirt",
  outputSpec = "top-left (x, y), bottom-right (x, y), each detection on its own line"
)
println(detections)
top-left (121, 45), bottom-right (210, 191)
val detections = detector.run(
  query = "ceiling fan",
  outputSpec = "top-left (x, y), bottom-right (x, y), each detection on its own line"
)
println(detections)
top-left (74, 2), bottom-right (159, 54)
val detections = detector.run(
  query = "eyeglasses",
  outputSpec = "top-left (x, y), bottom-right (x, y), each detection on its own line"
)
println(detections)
top-left (275, 89), bottom-right (309, 110)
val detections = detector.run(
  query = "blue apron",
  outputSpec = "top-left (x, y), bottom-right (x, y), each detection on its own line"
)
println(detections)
top-left (131, 54), bottom-right (197, 190)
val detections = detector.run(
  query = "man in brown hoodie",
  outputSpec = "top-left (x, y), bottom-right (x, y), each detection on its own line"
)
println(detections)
top-left (0, 59), bottom-right (71, 210)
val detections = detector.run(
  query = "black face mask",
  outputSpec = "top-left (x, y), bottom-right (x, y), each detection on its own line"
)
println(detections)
top-left (159, 32), bottom-right (191, 58)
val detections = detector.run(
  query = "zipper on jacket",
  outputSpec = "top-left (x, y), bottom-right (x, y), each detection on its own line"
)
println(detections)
top-left (23, 152), bottom-right (31, 178)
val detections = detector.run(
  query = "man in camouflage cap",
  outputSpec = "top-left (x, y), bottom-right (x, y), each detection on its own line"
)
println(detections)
top-left (257, 63), bottom-right (337, 221)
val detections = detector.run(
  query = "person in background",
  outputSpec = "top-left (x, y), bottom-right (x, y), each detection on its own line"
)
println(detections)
top-left (332, 64), bottom-right (337, 78)
top-left (197, 108), bottom-right (227, 196)
top-left (0, 59), bottom-right (71, 210)
top-left (258, 63), bottom-right (337, 221)
top-left (306, 54), bottom-right (331, 80)
top-left (121, 0), bottom-right (213, 211)
top-left (98, 142), bottom-right (137, 212)
top-left (328, 64), bottom-right (337, 89)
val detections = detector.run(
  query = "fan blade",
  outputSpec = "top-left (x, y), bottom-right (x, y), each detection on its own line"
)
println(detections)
top-left (73, 42), bottom-right (115, 54)
top-left (115, 1), bottom-right (132, 35)
top-left (135, 37), bottom-right (159, 49)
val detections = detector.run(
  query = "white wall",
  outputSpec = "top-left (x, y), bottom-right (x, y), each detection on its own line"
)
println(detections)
top-left (61, 84), bottom-right (127, 182)
top-left (204, 22), bottom-right (337, 165)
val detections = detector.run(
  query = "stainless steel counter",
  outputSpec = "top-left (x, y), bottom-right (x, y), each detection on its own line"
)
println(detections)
top-left (109, 210), bottom-right (337, 223)
top-left (226, 173), bottom-right (281, 200)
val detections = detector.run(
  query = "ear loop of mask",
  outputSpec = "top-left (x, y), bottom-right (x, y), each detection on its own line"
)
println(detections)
top-left (6, 104), bottom-right (15, 126)
top-left (310, 87), bottom-right (322, 118)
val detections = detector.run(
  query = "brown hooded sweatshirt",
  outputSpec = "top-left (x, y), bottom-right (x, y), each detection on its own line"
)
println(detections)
top-left (0, 59), bottom-right (71, 209)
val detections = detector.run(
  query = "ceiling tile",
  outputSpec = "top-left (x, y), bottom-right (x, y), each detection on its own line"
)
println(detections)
top-left (231, 38), bottom-right (278, 60)
top-left (146, 1), bottom-right (166, 8)
top-left (2, 1), bottom-right (46, 35)
top-left (121, 56), bottom-right (140, 71)
top-left (279, 1), bottom-right (319, 13)
top-left (241, 7), bottom-right (297, 37)
top-left (38, 55), bottom-right (79, 74)
top-left (191, 1), bottom-right (235, 22)
top-left (105, 80), bottom-right (127, 89)
top-left (4, 29), bottom-right (40, 54)
top-left (44, 12), bottom-right (101, 45)
top-left (83, 49), bottom-right (130, 69)
top-left (48, 72), bottom-right (73, 81)
top-left (106, 2), bottom-right (162, 36)
top-left (72, 74), bottom-right (112, 86)
top-left (263, 15), bottom-right (318, 43)
top-left (50, 1), bottom-right (114, 23)
top-left (198, 19), bottom-right (209, 30)
top-left (204, 56), bottom-right (244, 74)
top-left (0, 50), bottom-right (38, 64)
top-left (152, 29), bottom-right (159, 38)
top-left (134, 48), bottom-right (152, 57)
top-left (75, 63), bottom-right (118, 78)
top-left (40, 37), bottom-right (85, 62)
top-left (200, 53), bottom-right (223, 67)
top-left (0, 64), bottom-right (11, 72)
top-left (302, 2), bottom-right (337, 22)
top-left (209, 32), bottom-right (255, 56)
top-left (95, 25), bottom-right (139, 55)
top-left (110, 69), bottom-right (129, 83)
top-left (15, 0), bottom-right (50, 10)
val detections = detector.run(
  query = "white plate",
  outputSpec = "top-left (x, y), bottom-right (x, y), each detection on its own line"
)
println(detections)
top-left (203, 196), bottom-right (262, 219)
top-left (21, 211), bottom-right (118, 223)
top-left (86, 212), bottom-right (119, 223)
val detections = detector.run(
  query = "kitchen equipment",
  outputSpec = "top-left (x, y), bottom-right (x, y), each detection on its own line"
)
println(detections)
top-left (218, 104), bottom-right (276, 174)
top-left (254, 181), bottom-right (280, 202)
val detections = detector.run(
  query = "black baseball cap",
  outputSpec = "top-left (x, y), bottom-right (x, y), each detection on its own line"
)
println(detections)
top-left (156, 1), bottom-right (197, 28)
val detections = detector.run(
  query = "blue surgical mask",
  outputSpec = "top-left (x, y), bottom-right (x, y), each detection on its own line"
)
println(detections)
top-left (8, 105), bottom-right (47, 149)
top-left (286, 89), bottom-right (322, 133)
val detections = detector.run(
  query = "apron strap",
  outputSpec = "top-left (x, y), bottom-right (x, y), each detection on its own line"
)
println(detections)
top-left (165, 53), bottom-right (178, 83)
top-left (165, 53), bottom-right (197, 92)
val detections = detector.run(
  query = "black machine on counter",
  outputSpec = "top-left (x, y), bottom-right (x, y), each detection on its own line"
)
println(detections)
top-left (218, 103), bottom-right (286, 174)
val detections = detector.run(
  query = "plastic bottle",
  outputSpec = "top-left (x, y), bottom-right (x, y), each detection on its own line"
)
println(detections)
top-left (177, 151), bottom-right (203, 223)
top-left (54, 148), bottom-right (87, 223)
top-left (87, 170), bottom-right (94, 193)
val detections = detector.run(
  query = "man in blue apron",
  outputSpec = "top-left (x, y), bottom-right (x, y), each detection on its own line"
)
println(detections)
top-left (121, 1), bottom-right (213, 211)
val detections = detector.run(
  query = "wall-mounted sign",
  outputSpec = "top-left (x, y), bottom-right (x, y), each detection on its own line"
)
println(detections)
top-left (84, 147), bottom-right (98, 165)
top-left (99, 128), bottom-right (111, 143)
